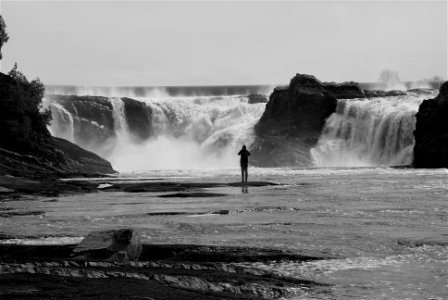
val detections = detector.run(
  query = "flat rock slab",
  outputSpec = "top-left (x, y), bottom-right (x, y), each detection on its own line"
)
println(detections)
top-left (0, 243), bottom-right (336, 263)
top-left (112, 181), bottom-right (279, 193)
top-left (0, 243), bottom-right (333, 299)
top-left (158, 192), bottom-right (228, 198)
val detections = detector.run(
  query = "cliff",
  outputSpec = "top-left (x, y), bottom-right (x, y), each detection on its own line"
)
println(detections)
top-left (251, 74), bottom-right (338, 166)
top-left (414, 82), bottom-right (448, 168)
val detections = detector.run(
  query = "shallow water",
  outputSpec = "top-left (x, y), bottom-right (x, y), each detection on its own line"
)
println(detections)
top-left (0, 167), bottom-right (447, 299)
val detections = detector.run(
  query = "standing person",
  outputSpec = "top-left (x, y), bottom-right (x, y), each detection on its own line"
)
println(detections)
top-left (238, 145), bottom-right (250, 185)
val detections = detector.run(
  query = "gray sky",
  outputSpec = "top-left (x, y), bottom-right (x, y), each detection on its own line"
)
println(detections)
top-left (1, 0), bottom-right (447, 86)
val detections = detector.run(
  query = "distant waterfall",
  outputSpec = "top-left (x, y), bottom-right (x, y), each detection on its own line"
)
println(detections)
top-left (311, 92), bottom-right (437, 167)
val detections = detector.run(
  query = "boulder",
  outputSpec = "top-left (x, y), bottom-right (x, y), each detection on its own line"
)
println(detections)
top-left (72, 228), bottom-right (142, 263)
top-left (251, 74), bottom-right (338, 166)
top-left (413, 82), bottom-right (448, 168)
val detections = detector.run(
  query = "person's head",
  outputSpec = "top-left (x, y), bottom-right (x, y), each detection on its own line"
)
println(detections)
top-left (242, 145), bottom-right (246, 150)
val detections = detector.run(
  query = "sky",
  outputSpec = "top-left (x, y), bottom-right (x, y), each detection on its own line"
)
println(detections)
top-left (1, 0), bottom-right (447, 86)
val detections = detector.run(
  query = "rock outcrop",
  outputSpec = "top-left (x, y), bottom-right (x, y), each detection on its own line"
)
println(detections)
top-left (251, 74), bottom-right (338, 166)
top-left (413, 82), bottom-right (448, 168)
top-left (0, 137), bottom-right (116, 177)
top-left (52, 137), bottom-right (116, 175)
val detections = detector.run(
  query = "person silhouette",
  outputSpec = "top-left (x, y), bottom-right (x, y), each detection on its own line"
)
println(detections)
top-left (238, 145), bottom-right (250, 185)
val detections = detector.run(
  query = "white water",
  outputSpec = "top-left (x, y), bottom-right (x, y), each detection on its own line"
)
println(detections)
top-left (47, 102), bottom-right (75, 142)
top-left (48, 95), bottom-right (266, 172)
top-left (47, 90), bottom-right (438, 170)
top-left (112, 96), bottom-right (265, 171)
top-left (311, 91), bottom-right (437, 167)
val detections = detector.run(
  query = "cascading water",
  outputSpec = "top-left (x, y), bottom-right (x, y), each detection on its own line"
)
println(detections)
top-left (47, 102), bottom-right (75, 142)
top-left (109, 96), bottom-right (265, 171)
top-left (110, 97), bottom-right (128, 134)
top-left (47, 93), bottom-right (266, 172)
top-left (310, 91), bottom-right (437, 167)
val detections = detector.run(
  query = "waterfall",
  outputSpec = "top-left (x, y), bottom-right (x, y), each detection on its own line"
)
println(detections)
top-left (110, 97), bottom-right (129, 136)
top-left (48, 102), bottom-right (75, 143)
top-left (47, 94), bottom-right (266, 171)
top-left (310, 91), bottom-right (437, 167)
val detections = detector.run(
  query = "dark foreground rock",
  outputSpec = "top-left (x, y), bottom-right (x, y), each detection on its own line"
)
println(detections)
top-left (72, 228), bottom-right (142, 263)
top-left (414, 82), bottom-right (448, 168)
top-left (0, 243), bottom-right (332, 299)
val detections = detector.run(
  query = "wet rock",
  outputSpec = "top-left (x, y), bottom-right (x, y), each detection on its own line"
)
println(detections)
top-left (414, 82), bottom-right (448, 168)
top-left (72, 228), bottom-right (142, 263)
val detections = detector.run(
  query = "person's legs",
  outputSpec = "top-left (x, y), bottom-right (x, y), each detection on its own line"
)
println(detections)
top-left (241, 167), bottom-right (244, 183)
top-left (244, 167), bottom-right (248, 183)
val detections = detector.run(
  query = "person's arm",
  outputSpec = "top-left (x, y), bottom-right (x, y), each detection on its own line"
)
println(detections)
top-left (238, 150), bottom-right (242, 155)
